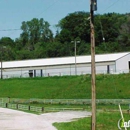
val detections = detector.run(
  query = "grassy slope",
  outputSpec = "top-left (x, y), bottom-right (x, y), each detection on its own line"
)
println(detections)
top-left (0, 74), bottom-right (130, 99)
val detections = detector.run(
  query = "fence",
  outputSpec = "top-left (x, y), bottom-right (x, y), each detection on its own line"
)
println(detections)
top-left (1, 98), bottom-right (130, 105)
top-left (0, 102), bottom-right (44, 113)
top-left (0, 98), bottom-right (129, 112)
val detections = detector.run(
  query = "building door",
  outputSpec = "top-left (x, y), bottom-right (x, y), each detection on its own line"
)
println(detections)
top-left (129, 61), bottom-right (130, 72)
top-left (107, 65), bottom-right (110, 74)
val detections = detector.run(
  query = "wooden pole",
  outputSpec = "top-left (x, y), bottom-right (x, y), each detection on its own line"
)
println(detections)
top-left (75, 41), bottom-right (77, 75)
top-left (1, 47), bottom-right (3, 79)
top-left (1, 56), bottom-right (2, 79)
top-left (90, 0), bottom-right (96, 129)
top-left (0, 46), bottom-right (6, 79)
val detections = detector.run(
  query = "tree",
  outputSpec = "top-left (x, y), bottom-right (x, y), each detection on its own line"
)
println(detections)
top-left (94, 13), bottom-right (124, 46)
top-left (57, 11), bottom-right (90, 43)
top-left (0, 37), bottom-right (16, 61)
top-left (20, 18), bottom-right (53, 51)
top-left (118, 14), bottom-right (130, 51)
top-left (0, 37), bottom-right (14, 47)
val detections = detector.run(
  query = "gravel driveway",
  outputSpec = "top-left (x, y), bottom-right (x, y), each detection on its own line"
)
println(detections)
top-left (0, 108), bottom-right (91, 130)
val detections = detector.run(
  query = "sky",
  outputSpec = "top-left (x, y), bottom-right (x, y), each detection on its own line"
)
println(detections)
top-left (0, 0), bottom-right (130, 40)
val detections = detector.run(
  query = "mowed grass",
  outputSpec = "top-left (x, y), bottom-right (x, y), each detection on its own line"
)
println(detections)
top-left (53, 111), bottom-right (130, 130)
top-left (0, 74), bottom-right (130, 99)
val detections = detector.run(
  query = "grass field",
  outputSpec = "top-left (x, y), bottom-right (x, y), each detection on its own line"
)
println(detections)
top-left (54, 111), bottom-right (130, 130)
top-left (0, 74), bottom-right (130, 130)
top-left (0, 74), bottom-right (130, 99)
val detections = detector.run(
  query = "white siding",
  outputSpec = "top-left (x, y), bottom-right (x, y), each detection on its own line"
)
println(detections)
top-left (116, 54), bottom-right (130, 73)
top-left (109, 64), bottom-right (116, 74)
top-left (1, 52), bottom-right (130, 78)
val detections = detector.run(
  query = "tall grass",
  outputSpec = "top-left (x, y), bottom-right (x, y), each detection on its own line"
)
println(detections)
top-left (0, 74), bottom-right (130, 99)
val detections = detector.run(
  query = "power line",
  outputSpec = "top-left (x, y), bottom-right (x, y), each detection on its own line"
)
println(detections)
top-left (36, 0), bottom-right (60, 18)
top-left (100, 0), bottom-right (121, 14)
top-left (0, 0), bottom-right (121, 34)
top-left (0, 29), bottom-right (20, 31)
top-left (0, 0), bottom-right (60, 35)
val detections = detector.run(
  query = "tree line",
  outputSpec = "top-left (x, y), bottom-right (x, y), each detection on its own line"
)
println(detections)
top-left (0, 11), bottom-right (130, 61)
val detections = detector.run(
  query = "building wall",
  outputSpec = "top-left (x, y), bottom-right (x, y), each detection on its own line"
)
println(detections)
top-left (38, 61), bottom-right (115, 76)
top-left (1, 53), bottom-right (130, 78)
top-left (3, 69), bottom-right (29, 78)
top-left (2, 61), bottom-right (115, 78)
top-left (116, 54), bottom-right (130, 73)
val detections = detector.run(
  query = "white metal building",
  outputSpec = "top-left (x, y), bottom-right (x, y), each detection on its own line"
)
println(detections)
top-left (1, 52), bottom-right (130, 78)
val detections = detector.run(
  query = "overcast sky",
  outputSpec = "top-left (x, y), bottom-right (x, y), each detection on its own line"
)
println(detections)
top-left (0, 0), bottom-right (129, 40)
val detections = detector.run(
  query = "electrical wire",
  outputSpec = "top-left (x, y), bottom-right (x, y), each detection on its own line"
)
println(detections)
top-left (0, 0), bottom-right (122, 36)
top-left (0, 29), bottom-right (20, 31)
top-left (0, 0), bottom-right (60, 35)
top-left (100, 0), bottom-right (121, 14)
top-left (36, 0), bottom-right (60, 18)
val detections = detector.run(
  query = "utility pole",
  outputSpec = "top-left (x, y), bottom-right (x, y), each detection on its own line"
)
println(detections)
top-left (74, 41), bottom-right (77, 75)
top-left (1, 54), bottom-right (2, 79)
top-left (90, 0), bottom-right (97, 130)
top-left (71, 40), bottom-right (80, 75)
top-left (1, 46), bottom-right (6, 79)
top-left (1, 47), bottom-right (3, 79)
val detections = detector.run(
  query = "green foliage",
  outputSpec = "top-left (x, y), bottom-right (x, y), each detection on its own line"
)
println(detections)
top-left (0, 37), bottom-right (14, 47)
top-left (57, 11), bottom-right (90, 43)
top-left (95, 13), bottom-right (121, 44)
top-left (96, 42), bottom-right (122, 54)
top-left (20, 18), bottom-right (53, 50)
top-left (1, 12), bottom-right (130, 60)
top-left (118, 14), bottom-right (130, 51)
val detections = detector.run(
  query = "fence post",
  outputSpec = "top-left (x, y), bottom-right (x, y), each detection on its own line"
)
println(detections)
top-left (16, 104), bottom-right (18, 109)
top-left (42, 107), bottom-right (44, 112)
top-left (28, 105), bottom-right (30, 111)
top-left (8, 97), bottom-right (10, 103)
top-left (6, 103), bottom-right (8, 108)
top-left (128, 104), bottom-right (130, 114)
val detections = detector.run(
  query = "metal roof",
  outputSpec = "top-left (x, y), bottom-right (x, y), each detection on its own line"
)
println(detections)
top-left (2, 52), bottom-right (130, 69)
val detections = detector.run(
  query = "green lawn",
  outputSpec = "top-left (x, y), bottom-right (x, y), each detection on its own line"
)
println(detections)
top-left (0, 74), bottom-right (130, 99)
top-left (54, 111), bottom-right (130, 130)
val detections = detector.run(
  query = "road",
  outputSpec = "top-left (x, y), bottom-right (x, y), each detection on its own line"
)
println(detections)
top-left (0, 108), bottom-right (91, 130)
